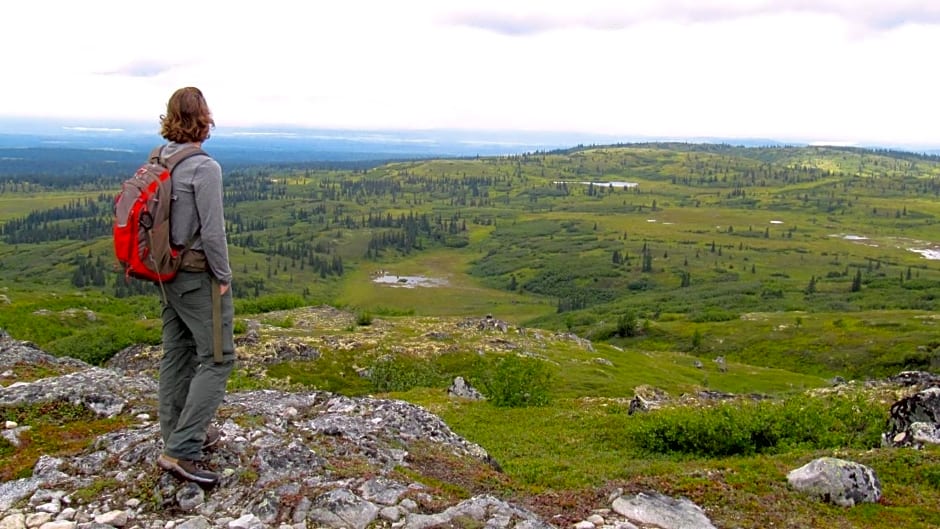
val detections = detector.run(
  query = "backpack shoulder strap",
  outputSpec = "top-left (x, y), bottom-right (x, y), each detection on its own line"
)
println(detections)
top-left (158, 144), bottom-right (209, 174)
top-left (148, 146), bottom-right (163, 164)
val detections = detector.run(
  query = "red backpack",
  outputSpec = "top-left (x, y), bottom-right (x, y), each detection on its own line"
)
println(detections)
top-left (113, 145), bottom-right (206, 283)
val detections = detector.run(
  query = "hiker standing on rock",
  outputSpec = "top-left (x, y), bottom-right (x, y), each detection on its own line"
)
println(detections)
top-left (154, 87), bottom-right (235, 487)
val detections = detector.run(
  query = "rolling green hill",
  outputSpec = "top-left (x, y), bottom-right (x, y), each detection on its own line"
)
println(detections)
top-left (2, 143), bottom-right (940, 379)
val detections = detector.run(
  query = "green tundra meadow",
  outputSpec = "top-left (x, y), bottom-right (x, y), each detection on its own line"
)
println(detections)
top-left (3, 142), bottom-right (940, 527)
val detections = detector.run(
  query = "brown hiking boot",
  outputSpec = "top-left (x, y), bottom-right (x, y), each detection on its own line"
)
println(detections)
top-left (203, 425), bottom-right (222, 449)
top-left (156, 454), bottom-right (219, 487)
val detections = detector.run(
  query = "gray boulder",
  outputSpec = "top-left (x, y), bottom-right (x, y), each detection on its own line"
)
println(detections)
top-left (786, 457), bottom-right (881, 507)
top-left (448, 376), bottom-right (485, 400)
top-left (612, 491), bottom-right (717, 529)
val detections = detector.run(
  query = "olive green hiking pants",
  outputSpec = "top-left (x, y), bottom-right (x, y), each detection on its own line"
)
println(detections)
top-left (159, 271), bottom-right (235, 461)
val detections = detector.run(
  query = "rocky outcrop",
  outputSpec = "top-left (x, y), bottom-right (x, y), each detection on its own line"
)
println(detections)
top-left (888, 370), bottom-right (940, 387)
top-left (0, 342), bottom-right (529, 528)
top-left (106, 336), bottom-right (321, 377)
top-left (0, 330), bottom-right (86, 374)
top-left (462, 314), bottom-right (510, 333)
top-left (0, 331), bottom-right (723, 529)
top-left (0, 340), bottom-right (86, 402)
top-left (883, 386), bottom-right (940, 448)
top-left (786, 457), bottom-right (882, 507)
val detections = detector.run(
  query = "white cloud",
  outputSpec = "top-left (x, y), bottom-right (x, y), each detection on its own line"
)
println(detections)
top-left (1, 0), bottom-right (938, 145)
top-left (440, 0), bottom-right (940, 34)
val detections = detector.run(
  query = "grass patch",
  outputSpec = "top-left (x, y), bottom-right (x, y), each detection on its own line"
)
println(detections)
top-left (0, 289), bottom-right (161, 366)
top-left (395, 388), bottom-right (940, 529)
top-left (394, 440), bottom-right (515, 500)
top-left (405, 389), bottom-right (888, 490)
top-left (71, 477), bottom-right (120, 503)
top-left (226, 368), bottom-right (301, 392)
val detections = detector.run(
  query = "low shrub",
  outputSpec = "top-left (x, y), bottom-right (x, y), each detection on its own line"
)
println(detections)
top-left (631, 392), bottom-right (886, 457)
top-left (365, 351), bottom-right (554, 406)
top-left (369, 356), bottom-right (444, 393)
top-left (356, 311), bottom-right (374, 326)
top-left (47, 324), bottom-right (160, 365)
top-left (475, 354), bottom-right (553, 408)
top-left (262, 315), bottom-right (294, 329)
top-left (235, 294), bottom-right (307, 315)
top-left (585, 323), bottom-right (618, 341)
top-left (370, 306), bottom-right (416, 317)
top-left (688, 309), bottom-right (739, 323)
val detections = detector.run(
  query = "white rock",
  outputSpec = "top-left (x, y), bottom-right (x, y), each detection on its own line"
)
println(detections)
top-left (4, 421), bottom-right (17, 429)
top-left (54, 508), bottom-right (75, 521)
top-left (70, 512), bottom-right (90, 524)
top-left (0, 513), bottom-right (26, 529)
top-left (587, 514), bottom-right (605, 525)
top-left (37, 521), bottom-right (75, 529)
top-left (574, 521), bottom-right (595, 529)
top-left (379, 507), bottom-right (402, 522)
top-left (228, 514), bottom-right (261, 529)
top-left (612, 522), bottom-right (639, 529)
top-left (95, 510), bottom-right (128, 527)
top-left (25, 513), bottom-right (52, 528)
top-left (34, 503), bottom-right (60, 515)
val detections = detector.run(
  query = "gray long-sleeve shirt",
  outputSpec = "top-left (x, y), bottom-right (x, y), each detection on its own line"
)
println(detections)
top-left (162, 142), bottom-right (233, 285)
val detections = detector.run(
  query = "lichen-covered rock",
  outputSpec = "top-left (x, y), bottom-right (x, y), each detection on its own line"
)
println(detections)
top-left (0, 367), bottom-right (156, 417)
top-left (786, 457), bottom-right (881, 507)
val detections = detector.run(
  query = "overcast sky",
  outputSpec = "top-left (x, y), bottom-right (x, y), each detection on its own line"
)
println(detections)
top-left (2, 0), bottom-right (938, 146)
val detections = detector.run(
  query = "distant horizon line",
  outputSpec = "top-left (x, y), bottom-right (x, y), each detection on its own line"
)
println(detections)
top-left (1, 116), bottom-right (939, 153)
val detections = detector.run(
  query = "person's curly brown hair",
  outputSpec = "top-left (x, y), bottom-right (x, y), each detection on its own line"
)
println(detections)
top-left (160, 87), bottom-right (215, 143)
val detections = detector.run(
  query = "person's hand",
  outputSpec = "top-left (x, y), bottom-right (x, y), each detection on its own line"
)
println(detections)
top-left (220, 283), bottom-right (230, 296)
